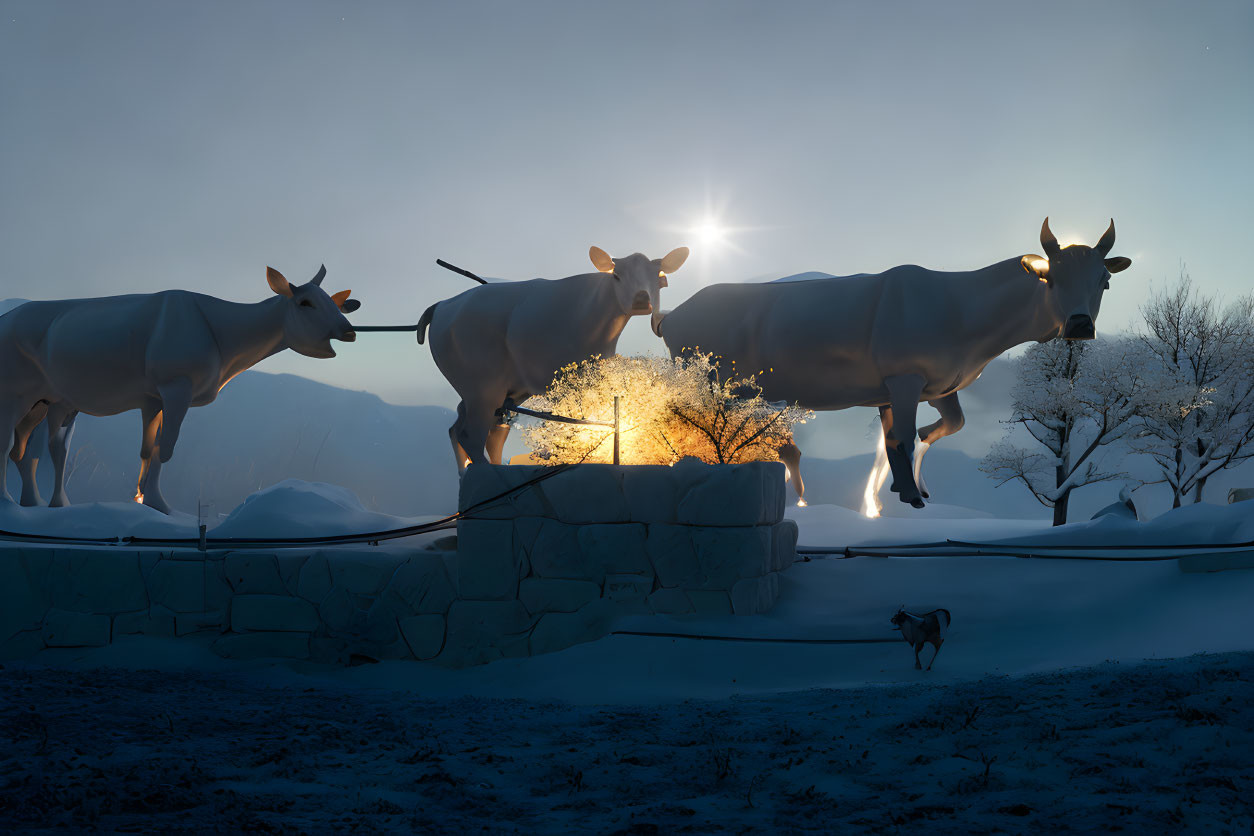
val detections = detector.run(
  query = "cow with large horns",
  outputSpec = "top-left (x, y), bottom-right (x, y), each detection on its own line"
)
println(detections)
top-left (418, 246), bottom-right (690, 472)
top-left (655, 219), bottom-right (1131, 508)
top-left (1, 265), bottom-right (360, 513)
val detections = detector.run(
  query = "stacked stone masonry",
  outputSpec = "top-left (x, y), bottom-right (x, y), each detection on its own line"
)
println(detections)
top-left (0, 461), bottom-right (797, 667)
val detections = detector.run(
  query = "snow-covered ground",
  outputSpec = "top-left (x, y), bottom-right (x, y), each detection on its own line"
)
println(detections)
top-left (4, 650), bottom-right (1252, 833)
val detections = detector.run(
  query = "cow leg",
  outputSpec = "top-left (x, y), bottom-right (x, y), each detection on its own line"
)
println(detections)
top-left (486, 423), bottom-right (511, 466)
top-left (883, 375), bottom-right (926, 508)
top-left (455, 399), bottom-right (497, 467)
top-left (879, 405), bottom-right (906, 494)
top-left (915, 392), bottom-right (965, 500)
top-left (155, 378), bottom-right (193, 464)
top-left (777, 441), bottom-right (806, 505)
top-left (17, 419), bottom-right (48, 507)
top-left (136, 403), bottom-right (162, 507)
top-left (913, 642), bottom-right (924, 670)
top-left (927, 639), bottom-right (944, 671)
top-left (0, 401), bottom-right (32, 503)
top-left (449, 402), bottom-right (471, 475)
top-left (47, 408), bottom-right (78, 508)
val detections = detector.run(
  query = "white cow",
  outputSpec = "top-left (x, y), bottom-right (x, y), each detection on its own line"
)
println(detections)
top-left (1, 265), bottom-right (360, 513)
top-left (418, 246), bottom-right (689, 472)
top-left (657, 219), bottom-right (1131, 507)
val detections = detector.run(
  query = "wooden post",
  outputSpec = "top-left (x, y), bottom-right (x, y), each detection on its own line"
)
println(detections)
top-left (613, 396), bottom-right (620, 465)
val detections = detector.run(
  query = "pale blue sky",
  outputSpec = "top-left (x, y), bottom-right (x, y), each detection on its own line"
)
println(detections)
top-left (2, 0), bottom-right (1251, 407)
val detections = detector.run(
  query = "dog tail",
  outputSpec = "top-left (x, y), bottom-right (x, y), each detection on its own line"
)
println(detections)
top-left (416, 303), bottom-right (438, 345)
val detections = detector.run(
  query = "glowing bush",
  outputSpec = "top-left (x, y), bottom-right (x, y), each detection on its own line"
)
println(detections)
top-left (518, 353), bottom-right (810, 465)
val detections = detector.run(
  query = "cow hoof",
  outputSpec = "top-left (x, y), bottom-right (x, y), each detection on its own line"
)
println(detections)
top-left (920, 489), bottom-right (930, 500)
top-left (889, 481), bottom-right (899, 493)
top-left (901, 495), bottom-right (925, 509)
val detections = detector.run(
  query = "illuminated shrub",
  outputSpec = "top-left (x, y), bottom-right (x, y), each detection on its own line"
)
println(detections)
top-left (519, 353), bottom-right (810, 465)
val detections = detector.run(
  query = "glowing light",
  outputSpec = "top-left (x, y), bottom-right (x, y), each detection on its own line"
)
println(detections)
top-left (134, 490), bottom-right (144, 504)
top-left (861, 433), bottom-right (891, 518)
top-left (796, 498), bottom-right (808, 508)
top-left (692, 218), bottom-right (729, 252)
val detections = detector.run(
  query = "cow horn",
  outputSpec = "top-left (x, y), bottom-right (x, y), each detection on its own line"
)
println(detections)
top-left (312, 264), bottom-right (327, 286)
top-left (1040, 218), bottom-right (1061, 258)
top-left (1095, 218), bottom-right (1116, 256)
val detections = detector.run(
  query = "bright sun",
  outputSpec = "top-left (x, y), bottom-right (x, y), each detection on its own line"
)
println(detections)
top-left (695, 220), bottom-right (727, 249)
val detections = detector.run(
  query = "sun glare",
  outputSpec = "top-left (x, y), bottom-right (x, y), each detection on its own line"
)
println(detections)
top-left (695, 220), bottom-right (727, 249)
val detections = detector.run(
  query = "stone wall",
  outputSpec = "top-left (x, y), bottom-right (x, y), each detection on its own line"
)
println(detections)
top-left (0, 461), bottom-right (797, 666)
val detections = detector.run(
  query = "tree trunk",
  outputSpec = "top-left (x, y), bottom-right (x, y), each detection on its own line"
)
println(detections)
top-left (1052, 490), bottom-right (1070, 526)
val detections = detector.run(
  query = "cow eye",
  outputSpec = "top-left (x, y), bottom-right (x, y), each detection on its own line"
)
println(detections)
top-left (299, 298), bottom-right (315, 308)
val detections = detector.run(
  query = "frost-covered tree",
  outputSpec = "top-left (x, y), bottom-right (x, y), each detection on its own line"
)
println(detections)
top-left (520, 353), bottom-right (810, 466)
top-left (981, 338), bottom-right (1151, 525)
top-left (1134, 275), bottom-right (1254, 506)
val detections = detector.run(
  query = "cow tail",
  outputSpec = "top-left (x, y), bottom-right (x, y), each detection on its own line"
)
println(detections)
top-left (936, 608), bottom-right (951, 638)
top-left (416, 303), bottom-right (438, 345)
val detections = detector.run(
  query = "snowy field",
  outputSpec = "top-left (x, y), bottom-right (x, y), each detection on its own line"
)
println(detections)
top-left (5, 494), bottom-right (1254, 831)
top-left (3, 651), bottom-right (1253, 833)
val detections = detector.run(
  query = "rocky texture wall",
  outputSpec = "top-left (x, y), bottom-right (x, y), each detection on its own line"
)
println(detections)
top-left (0, 461), bottom-right (797, 666)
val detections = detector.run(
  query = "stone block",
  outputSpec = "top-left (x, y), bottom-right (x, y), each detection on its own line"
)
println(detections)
top-left (685, 589), bottom-right (733, 615)
top-left (647, 587), bottom-right (694, 615)
top-left (676, 462), bottom-right (785, 527)
top-left (277, 553), bottom-right (308, 592)
top-left (176, 610), bottom-right (226, 636)
top-left (0, 549), bottom-right (51, 641)
top-left (42, 609), bottom-right (110, 647)
top-left (213, 631), bottom-right (310, 660)
top-left (380, 554), bottom-right (456, 615)
top-left (645, 525), bottom-right (701, 587)
top-left (527, 519), bottom-right (594, 580)
top-left (325, 550), bottom-right (406, 596)
top-left (457, 520), bottom-right (524, 599)
top-left (113, 605), bottom-right (177, 638)
top-left (542, 467), bottom-right (630, 524)
top-left (691, 526), bottom-right (772, 588)
top-left (771, 520), bottom-right (799, 572)
top-left (148, 559), bottom-right (205, 612)
top-left (50, 550), bottom-right (147, 613)
top-left (602, 573), bottom-right (653, 604)
top-left (578, 523), bottom-right (651, 575)
top-left (319, 587), bottom-right (368, 635)
top-left (362, 600), bottom-right (402, 645)
top-left (204, 560), bottom-right (233, 611)
top-left (399, 614), bottom-right (446, 660)
top-left (231, 595), bottom-right (319, 632)
top-left (518, 578), bottom-right (600, 614)
top-left (459, 464), bottom-right (550, 519)
top-left (441, 600), bottom-right (533, 666)
top-left (296, 553), bottom-right (333, 603)
top-left (223, 552), bottom-right (286, 594)
top-left (731, 574), bottom-right (780, 615)
top-left (529, 599), bottom-right (616, 657)
top-left (621, 466), bottom-right (681, 523)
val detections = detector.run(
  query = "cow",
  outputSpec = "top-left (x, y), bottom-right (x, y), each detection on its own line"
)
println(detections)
top-left (655, 219), bottom-right (1131, 508)
top-left (1, 265), bottom-right (360, 514)
top-left (418, 246), bottom-right (689, 472)
top-left (890, 607), bottom-right (951, 670)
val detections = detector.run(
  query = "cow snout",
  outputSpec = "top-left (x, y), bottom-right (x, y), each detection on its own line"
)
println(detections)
top-left (631, 291), bottom-right (652, 313)
top-left (1063, 314), bottom-right (1095, 341)
top-left (338, 330), bottom-right (357, 342)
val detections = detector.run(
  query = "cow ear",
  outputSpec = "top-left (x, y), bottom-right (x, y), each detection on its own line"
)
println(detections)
top-left (342, 298), bottom-right (361, 313)
top-left (331, 289), bottom-right (352, 307)
top-left (1020, 255), bottom-right (1050, 282)
top-left (1105, 256), bottom-right (1132, 274)
top-left (660, 246), bottom-right (690, 274)
top-left (267, 267), bottom-right (294, 297)
top-left (589, 246), bottom-right (615, 273)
